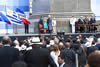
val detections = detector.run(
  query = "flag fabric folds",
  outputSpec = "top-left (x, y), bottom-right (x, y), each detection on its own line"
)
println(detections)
top-left (6, 8), bottom-right (22, 25)
top-left (16, 8), bottom-right (25, 17)
top-left (21, 18), bottom-right (31, 24)
top-left (16, 8), bottom-right (31, 24)
top-left (0, 12), bottom-right (11, 24)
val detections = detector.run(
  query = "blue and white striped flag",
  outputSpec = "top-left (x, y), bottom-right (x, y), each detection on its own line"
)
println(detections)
top-left (6, 8), bottom-right (22, 25)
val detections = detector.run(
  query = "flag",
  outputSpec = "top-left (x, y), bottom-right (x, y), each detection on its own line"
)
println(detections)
top-left (0, 12), bottom-right (11, 24)
top-left (16, 8), bottom-right (31, 24)
top-left (6, 8), bottom-right (22, 25)
top-left (21, 18), bottom-right (31, 24)
top-left (16, 8), bottom-right (26, 17)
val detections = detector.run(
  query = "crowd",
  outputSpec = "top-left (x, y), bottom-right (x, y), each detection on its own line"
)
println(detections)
top-left (38, 15), bottom-right (56, 34)
top-left (0, 34), bottom-right (100, 67)
top-left (70, 16), bottom-right (96, 33)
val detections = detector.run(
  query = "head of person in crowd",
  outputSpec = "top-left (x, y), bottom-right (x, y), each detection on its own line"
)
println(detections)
top-left (91, 41), bottom-right (96, 46)
top-left (30, 37), bottom-right (43, 47)
top-left (0, 42), bottom-right (3, 48)
top-left (2, 36), bottom-right (12, 46)
top-left (55, 40), bottom-right (59, 45)
top-left (79, 34), bottom-right (82, 38)
top-left (49, 45), bottom-right (60, 55)
top-left (15, 37), bottom-right (18, 40)
top-left (76, 36), bottom-right (81, 43)
top-left (49, 39), bottom-right (55, 46)
top-left (58, 54), bottom-right (65, 65)
top-left (88, 50), bottom-right (100, 67)
top-left (97, 38), bottom-right (100, 44)
top-left (14, 40), bottom-right (20, 46)
top-left (59, 42), bottom-right (65, 51)
top-left (12, 61), bottom-right (27, 67)
top-left (72, 38), bottom-right (77, 43)
top-left (65, 42), bottom-right (70, 49)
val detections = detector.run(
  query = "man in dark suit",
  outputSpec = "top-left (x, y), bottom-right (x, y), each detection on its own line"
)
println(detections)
top-left (60, 42), bottom-right (75, 67)
top-left (90, 16), bottom-right (96, 24)
top-left (24, 23), bottom-right (29, 34)
top-left (90, 16), bottom-right (96, 32)
top-left (0, 36), bottom-right (19, 67)
top-left (58, 54), bottom-right (70, 67)
top-left (24, 37), bottom-right (57, 67)
top-left (78, 16), bottom-right (84, 33)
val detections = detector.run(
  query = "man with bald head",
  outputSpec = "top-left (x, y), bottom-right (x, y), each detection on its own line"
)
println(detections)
top-left (60, 42), bottom-right (75, 67)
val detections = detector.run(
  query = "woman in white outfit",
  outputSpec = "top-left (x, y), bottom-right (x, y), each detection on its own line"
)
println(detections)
top-left (49, 45), bottom-right (60, 67)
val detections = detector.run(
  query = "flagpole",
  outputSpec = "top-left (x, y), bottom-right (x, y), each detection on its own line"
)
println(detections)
top-left (5, 3), bottom-right (9, 35)
top-left (15, 8), bottom-right (18, 34)
top-left (15, 24), bottom-right (18, 34)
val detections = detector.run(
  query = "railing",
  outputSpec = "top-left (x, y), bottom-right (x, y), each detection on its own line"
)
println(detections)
top-left (75, 23), bottom-right (99, 33)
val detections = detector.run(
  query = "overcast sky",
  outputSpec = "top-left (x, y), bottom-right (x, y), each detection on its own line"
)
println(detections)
top-left (91, 0), bottom-right (100, 16)
top-left (96, 0), bottom-right (100, 16)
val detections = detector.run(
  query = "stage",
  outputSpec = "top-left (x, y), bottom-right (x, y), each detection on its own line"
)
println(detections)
top-left (0, 33), bottom-right (100, 41)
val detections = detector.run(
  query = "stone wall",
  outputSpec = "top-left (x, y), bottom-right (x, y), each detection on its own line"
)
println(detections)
top-left (50, 0), bottom-right (91, 12)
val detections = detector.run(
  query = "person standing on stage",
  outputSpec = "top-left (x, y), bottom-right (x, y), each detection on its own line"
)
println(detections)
top-left (70, 16), bottom-right (76, 33)
top-left (39, 16), bottom-right (44, 33)
top-left (24, 23), bottom-right (29, 34)
top-left (52, 17), bottom-right (57, 34)
top-left (78, 16), bottom-right (84, 33)
top-left (84, 16), bottom-right (89, 24)
top-left (47, 15), bottom-right (52, 33)
top-left (43, 17), bottom-right (48, 33)
top-left (90, 15), bottom-right (96, 32)
top-left (90, 15), bottom-right (96, 24)
top-left (84, 16), bottom-right (89, 32)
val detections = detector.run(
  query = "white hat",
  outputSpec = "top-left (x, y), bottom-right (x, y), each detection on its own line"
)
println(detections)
top-left (49, 40), bottom-right (55, 45)
top-left (30, 37), bottom-right (43, 45)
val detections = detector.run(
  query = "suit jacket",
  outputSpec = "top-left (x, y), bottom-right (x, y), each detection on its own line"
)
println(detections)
top-left (24, 47), bottom-right (57, 67)
top-left (0, 46), bottom-right (19, 67)
top-left (90, 18), bottom-right (96, 23)
top-left (78, 19), bottom-right (84, 24)
top-left (63, 64), bottom-right (70, 67)
top-left (87, 46), bottom-right (99, 56)
top-left (60, 48), bottom-right (75, 67)
top-left (47, 18), bottom-right (52, 30)
top-left (96, 44), bottom-right (100, 50)
top-left (60, 63), bottom-right (71, 67)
